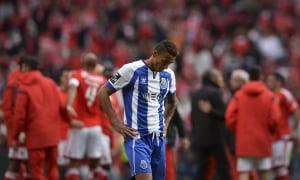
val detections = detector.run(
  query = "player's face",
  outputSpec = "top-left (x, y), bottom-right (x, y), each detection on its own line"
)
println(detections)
top-left (267, 75), bottom-right (277, 91)
top-left (153, 51), bottom-right (176, 71)
top-left (61, 71), bottom-right (70, 88)
top-left (230, 74), bottom-right (242, 90)
top-left (215, 71), bottom-right (225, 88)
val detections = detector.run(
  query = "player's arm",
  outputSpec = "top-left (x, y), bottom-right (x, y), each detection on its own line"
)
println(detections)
top-left (66, 82), bottom-right (78, 117)
top-left (292, 109), bottom-right (300, 138)
top-left (287, 95), bottom-right (299, 139)
top-left (268, 96), bottom-right (281, 134)
top-left (164, 94), bottom-right (177, 132)
top-left (12, 90), bottom-right (28, 148)
top-left (208, 91), bottom-right (226, 120)
top-left (172, 108), bottom-right (190, 151)
top-left (225, 97), bottom-right (238, 134)
top-left (66, 77), bottom-right (85, 128)
top-left (98, 85), bottom-right (137, 138)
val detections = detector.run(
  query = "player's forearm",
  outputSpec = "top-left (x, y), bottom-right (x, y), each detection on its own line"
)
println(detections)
top-left (293, 110), bottom-right (300, 131)
top-left (164, 96), bottom-right (177, 129)
top-left (99, 87), bottom-right (119, 125)
top-left (66, 85), bottom-right (77, 107)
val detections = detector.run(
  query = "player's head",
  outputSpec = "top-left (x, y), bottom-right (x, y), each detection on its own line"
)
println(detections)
top-left (248, 66), bottom-right (262, 81)
top-left (103, 66), bottom-right (114, 79)
top-left (94, 64), bottom-right (104, 75)
top-left (82, 53), bottom-right (97, 71)
top-left (152, 40), bottom-right (178, 71)
top-left (59, 66), bottom-right (72, 90)
top-left (267, 72), bottom-right (285, 91)
top-left (230, 69), bottom-right (249, 91)
top-left (18, 55), bottom-right (39, 73)
top-left (202, 68), bottom-right (224, 88)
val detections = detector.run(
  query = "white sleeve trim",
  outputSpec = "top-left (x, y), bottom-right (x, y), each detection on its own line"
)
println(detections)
top-left (69, 78), bottom-right (80, 87)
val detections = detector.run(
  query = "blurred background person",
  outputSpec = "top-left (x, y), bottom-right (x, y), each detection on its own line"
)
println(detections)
top-left (190, 69), bottom-right (231, 180)
top-left (267, 72), bottom-right (300, 180)
top-left (65, 53), bottom-right (107, 180)
top-left (2, 58), bottom-right (29, 180)
top-left (12, 56), bottom-right (61, 179)
top-left (226, 66), bottom-right (280, 180)
top-left (56, 66), bottom-right (72, 179)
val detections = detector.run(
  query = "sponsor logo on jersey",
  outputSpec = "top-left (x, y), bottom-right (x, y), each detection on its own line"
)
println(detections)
top-left (143, 92), bottom-right (162, 102)
top-left (110, 72), bottom-right (121, 84)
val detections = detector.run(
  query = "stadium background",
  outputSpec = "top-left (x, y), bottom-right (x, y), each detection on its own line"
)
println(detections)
top-left (0, 0), bottom-right (300, 179)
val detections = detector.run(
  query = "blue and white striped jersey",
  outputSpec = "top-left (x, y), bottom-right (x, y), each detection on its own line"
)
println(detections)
top-left (106, 60), bottom-right (176, 136)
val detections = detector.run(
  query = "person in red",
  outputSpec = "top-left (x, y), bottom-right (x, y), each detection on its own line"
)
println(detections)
top-left (2, 59), bottom-right (30, 180)
top-left (267, 72), bottom-right (300, 180)
top-left (226, 66), bottom-right (280, 180)
top-left (57, 66), bottom-right (73, 178)
top-left (65, 53), bottom-right (107, 180)
top-left (12, 56), bottom-right (61, 180)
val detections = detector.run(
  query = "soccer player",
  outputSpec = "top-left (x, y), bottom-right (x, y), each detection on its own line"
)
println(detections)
top-left (2, 58), bottom-right (30, 180)
top-left (57, 66), bottom-right (72, 178)
top-left (267, 72), bottom-right (300, 180)
top-left (65, 53), bottom-right (106, 180)
top-left (226, 66), bottom-right (280, 180)
top-left (12, 56), bottom-right (61, 179)
top-left (98, 40), bottom-right (178, 180)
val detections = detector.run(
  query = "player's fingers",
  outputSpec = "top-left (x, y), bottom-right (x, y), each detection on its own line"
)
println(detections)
top-left (124, 128), bottom-right (138, 138)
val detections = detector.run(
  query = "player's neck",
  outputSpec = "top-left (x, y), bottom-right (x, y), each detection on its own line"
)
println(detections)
top-left (274, 87), bottom-right (281, 92)
top-left (144, 57), bottom-right (155, 71)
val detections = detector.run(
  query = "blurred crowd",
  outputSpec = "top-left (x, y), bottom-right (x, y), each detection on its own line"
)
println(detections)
top-left (1, 0), bottom-right (300, 179)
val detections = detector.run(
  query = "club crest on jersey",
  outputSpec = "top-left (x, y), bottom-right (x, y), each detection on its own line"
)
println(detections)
top-left (110, 72), bottom-right (121, 84)
top-left (160, 77), bottom-right (168, 89)
top-left (140, 160), bottom-right (147, 169)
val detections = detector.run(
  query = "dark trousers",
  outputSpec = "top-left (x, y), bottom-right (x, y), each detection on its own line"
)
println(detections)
top-left (194, 145), bottom-right (231, 180)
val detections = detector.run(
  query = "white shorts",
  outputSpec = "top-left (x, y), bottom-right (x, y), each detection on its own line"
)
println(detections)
top-left (237, 157), bottom-right (272, 172)
top-left (100, 134), bottom-right (112, 165)
top-left (8, 147), bottom-right (28, 160)
top-left (58, 140), bottom-right (70, 166)
top-left (64, 126), bottom-right (103, 159)
top-left (272, 140), bottom-right (293, 168)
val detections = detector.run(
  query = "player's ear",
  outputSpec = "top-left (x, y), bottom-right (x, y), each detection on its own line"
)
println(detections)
top-left (153, 50), bottom-right (158, 58)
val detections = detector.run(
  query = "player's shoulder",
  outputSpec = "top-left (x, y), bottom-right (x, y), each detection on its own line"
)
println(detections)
top-left (163, 68), bottom-right (175, 74)
top-left (279, 88), bottom-right (294, 101)
top-left (121, 60), bottom-right (144, 70)
top-left (117, 60), bottom-right (145, 76)
top-left (162, 68), bottom-right (175, 78)
top-left (69, 69), bottom-right (82, 78)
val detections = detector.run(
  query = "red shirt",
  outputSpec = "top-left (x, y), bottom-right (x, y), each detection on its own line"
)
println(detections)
top-left (13, 71), bottom-right (60, 149)
top-left (226, 81), bottom-right (280, 157)
top-left (69, 70), bottom-right (106, 127)
top-left (275, 88), bottom-right (299, 138)
top-left (58, 87), bottom-right (70, 140)
top-left (2, 69), bottom-right (21, 146)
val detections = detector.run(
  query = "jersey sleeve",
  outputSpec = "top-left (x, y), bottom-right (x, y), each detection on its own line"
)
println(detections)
top-left (282, 89), bottom-right (299, 113)
top-left (168, 69), bottom-right (176, 96)
top-left (69, 71), bottom-right (80, 87)
top-left (106, 64), bottom-right (133, 92)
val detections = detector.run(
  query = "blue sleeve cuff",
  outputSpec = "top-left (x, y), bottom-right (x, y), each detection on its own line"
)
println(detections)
top-left (168, 91), bottom-right (176, 97)
top-left (106, 81), bottom-right (117, 93)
